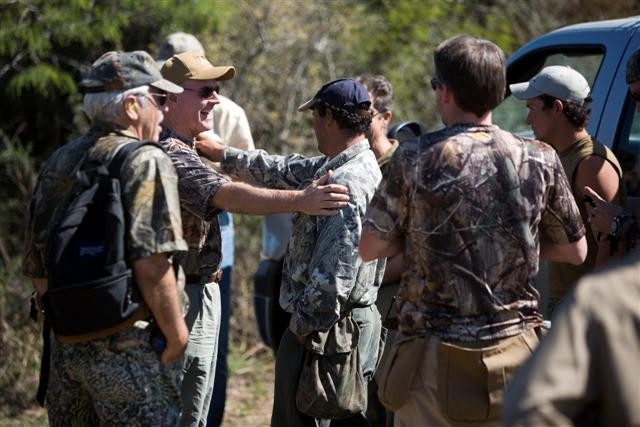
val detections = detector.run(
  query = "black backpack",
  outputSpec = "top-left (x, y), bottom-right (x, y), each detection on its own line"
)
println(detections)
top-left (43, 141), bottom-right (158, 335)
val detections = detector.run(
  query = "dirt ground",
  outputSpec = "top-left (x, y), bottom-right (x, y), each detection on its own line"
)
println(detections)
top-left (0, 342), bottom-right (276, 427)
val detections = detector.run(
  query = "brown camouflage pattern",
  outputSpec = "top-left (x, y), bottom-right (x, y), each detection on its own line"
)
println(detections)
top-left (222, 141), bottom-right (385, 336)
top-left (46, 324), bottom-right (181, 426)
top-left (364, 124), bottom-right (585, 341)
top-left (159, 127), bottom-right (229, 283)
top-left (23, 122), bottom-right (187, 278)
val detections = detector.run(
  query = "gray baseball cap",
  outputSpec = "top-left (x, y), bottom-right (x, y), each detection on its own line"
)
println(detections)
top-left (509, 65), bottom-right (590, 104)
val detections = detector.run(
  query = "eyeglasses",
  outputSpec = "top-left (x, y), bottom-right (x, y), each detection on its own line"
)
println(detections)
top-left (147, 92), bottom-right (168, 107)
top-left (182, 85), bottom-right (220, 100)
top-left (629, 90), bottom-right (640, 102)
top-left (135, 92), bottom-right (167, 108)
top-left (430, 77), bottom-right (444, 91)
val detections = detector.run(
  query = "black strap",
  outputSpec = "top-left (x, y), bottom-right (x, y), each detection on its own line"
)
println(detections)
top-left (36, 317), bottom-right (50, 406)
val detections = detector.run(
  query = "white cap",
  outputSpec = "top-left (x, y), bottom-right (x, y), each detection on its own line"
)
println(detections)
top-left (509, 65), bottom-right (590, 104)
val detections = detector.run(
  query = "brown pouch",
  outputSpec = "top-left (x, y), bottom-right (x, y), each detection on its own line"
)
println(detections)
top-left (436, 329), bottom-right (538, 423)
top-left (295, 314), bottom-right (366, 419)
top-left (376, 334), bottom-right (427, 411)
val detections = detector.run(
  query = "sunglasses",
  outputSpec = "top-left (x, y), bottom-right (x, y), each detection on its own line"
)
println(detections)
top-left (147, 92), bottom-right (168, 106)
top-left (430, 76), bottom-right (444, 91)
top-left (182, 85), bottom-right (221, 100)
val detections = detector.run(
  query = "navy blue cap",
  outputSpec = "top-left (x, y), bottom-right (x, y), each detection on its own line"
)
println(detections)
top-left (298, 78), bottom-right (371, 112)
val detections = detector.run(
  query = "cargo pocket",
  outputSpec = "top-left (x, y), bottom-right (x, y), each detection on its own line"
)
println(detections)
top-left (437, 329), bottom-right (538, 423)
top-left (377, 334), bottom-right (426, 411)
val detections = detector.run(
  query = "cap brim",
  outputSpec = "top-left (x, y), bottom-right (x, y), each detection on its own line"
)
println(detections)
top-left (509, 82), bottom-right (542, 100)
top-left (297, 97), bottom-right (318, 112)
top-left (150, 78), bottom-right (184, 94)
top-left (193, 66), bottom-right (236, 81)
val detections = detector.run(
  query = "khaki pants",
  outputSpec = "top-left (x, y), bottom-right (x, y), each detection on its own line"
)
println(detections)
top-left (394, 329), bottom-right (538, 427)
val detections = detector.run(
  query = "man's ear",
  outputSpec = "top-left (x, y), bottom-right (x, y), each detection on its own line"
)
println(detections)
top-left (553, 98), bottom-right (564, 114)
top-left (124, 96), bottom-right (139, 120)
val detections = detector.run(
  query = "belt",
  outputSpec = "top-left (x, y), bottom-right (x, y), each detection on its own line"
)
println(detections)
top-left (186, 269), bottom-right (223, 285)
top-left (56, 303), bottom-right (151, 344)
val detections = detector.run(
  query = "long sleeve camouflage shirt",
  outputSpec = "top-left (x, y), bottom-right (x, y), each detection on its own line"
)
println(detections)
top-left (221, 140), bottom-right (385, 336)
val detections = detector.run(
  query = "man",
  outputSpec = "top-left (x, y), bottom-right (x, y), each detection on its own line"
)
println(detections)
top-left (360, 35), bottom-right (587, 427)
top-left (356, 73), bottom-right (401, 427)
top-left (583, 48), bottom-right (640, 255)
top-left (22, 51), bottom-right (189, 425)
top-left (510, 66), bottom-right (626, 312)
top-left (159, 53), bottom-right (351, 426)
top-left (198, 77), bottom-right (384, 426)
top-left (156, 31), bottom-right (255, 427)
top-left (503, 250), bottom-right (640, 427)
top-left (502, 51), bottom-right (640, 427)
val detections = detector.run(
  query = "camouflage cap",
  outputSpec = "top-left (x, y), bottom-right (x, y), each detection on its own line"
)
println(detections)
top-left (80, 50), bottom-right (183, 94)
top-left (626, 48), bottom-right (640, 84)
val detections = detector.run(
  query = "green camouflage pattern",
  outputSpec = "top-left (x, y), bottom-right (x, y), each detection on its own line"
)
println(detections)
top-left (47, 324), bottom-right (181, 426)
top-left (222, 140), bottom-right (385, 337)
top-left (364, 124), bottom-right (585, 341)
top-left (23, 122), bottom-right (187, 279)
top-left (158, 127), bottom-right (230, 282)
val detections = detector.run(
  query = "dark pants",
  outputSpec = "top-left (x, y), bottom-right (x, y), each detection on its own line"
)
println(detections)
top-left (206, 265), bottom-right (232, 426)
top-left (271, 305), bottom-right (381, 427)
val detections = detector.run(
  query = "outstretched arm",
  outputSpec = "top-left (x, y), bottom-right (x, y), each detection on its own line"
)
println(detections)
top-left (211, 171), bottom-right (349, 216)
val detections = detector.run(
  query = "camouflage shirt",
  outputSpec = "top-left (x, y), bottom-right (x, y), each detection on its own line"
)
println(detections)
top-left (363, 124), bottom-right (585, 341)
top-left (159, 127), bottom-right (229, 283)
top-left (222, 140), bottom-right (385, 336)
top-left (23, 122), bottom-right (187, 280)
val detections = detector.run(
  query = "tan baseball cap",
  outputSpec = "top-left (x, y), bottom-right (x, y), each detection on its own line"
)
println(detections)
top-left (161, 51), bottom-right (235, 85)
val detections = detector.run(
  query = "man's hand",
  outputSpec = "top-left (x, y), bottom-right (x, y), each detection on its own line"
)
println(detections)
top-left (161, 332), bottom-right (189, 365)
top-left (299, 171), bottom-right (349, 216)
top-left (195, 130), bottom-right (225, 162)
top-left (583, 185), bottom-right (626, 234)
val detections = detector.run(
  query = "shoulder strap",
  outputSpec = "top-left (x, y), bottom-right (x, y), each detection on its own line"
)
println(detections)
top-left (107, 141), bottom-right (163, 176)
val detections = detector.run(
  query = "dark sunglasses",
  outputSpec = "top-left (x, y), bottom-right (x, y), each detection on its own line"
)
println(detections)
top-left (629, 89), bottom-right (640, 102)
top-left (183, 85), bottom-right (220, 99)
top-left (148, 92), bottom-right (168, 106)
top-left (430, 76), bottom-right (444, 91)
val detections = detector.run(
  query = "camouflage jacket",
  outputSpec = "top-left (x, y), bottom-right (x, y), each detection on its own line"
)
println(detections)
top-left (222, 140), bottom-right (385, 336)
top-left (23, 122), bottom-right (187, 278)
top-left (159, 127), bottom-right (229, 283)
top-left (363, 124), bottom-right (585, 341)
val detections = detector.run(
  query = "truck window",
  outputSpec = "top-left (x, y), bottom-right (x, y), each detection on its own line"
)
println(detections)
top-left (615, 95), bottom-right (640, 197)
top-left (495, 50), bottom-right (604, 136)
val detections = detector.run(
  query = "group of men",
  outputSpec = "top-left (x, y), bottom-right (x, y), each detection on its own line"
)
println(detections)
top-left (22, 28), bottom-right (640, 427)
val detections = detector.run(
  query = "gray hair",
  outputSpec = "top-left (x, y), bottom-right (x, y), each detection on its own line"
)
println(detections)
top-left (83, 85), bottom-right (151, 123)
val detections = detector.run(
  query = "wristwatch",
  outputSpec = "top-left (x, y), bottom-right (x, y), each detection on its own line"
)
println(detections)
top-left (609, 213), bottom-right (631, 237)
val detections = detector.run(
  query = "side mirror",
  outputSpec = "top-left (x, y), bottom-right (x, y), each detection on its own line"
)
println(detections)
top-left (387, 120), bottom-right (427, 142)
